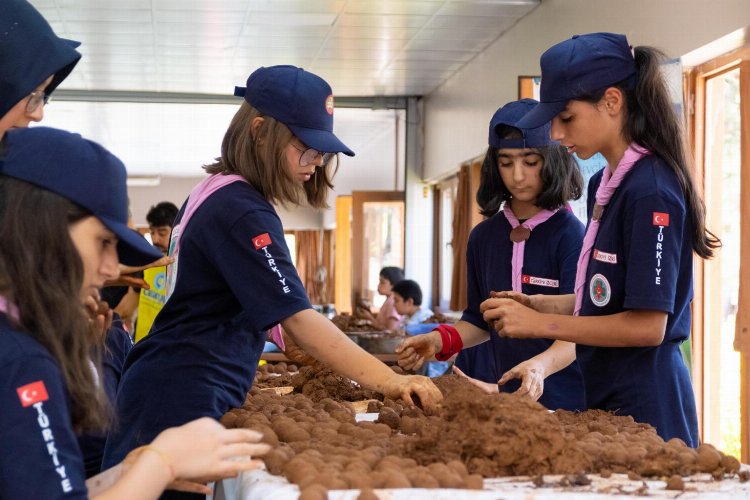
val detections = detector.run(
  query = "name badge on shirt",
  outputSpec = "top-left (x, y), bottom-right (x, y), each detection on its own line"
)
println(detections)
top-left (593, 249), bottom-right (618, 264)
top-left (522, 275), bottom-right (559, 288)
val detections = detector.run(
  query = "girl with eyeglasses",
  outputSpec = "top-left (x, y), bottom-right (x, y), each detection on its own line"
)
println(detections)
top-left (103, 66), bottom-right (443, 493)
top-left (479, 33), bottom-right (720, 447)
top-left (0, 0), bottom-right (81, 142)
top-left (397, 99), bottom-right (586, 412)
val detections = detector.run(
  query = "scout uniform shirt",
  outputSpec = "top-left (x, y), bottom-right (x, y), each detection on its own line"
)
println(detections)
top-left (457, 209), bottom-right (586, 411)
top-left (577, 155), bottom-right (699, 447)
top-left (103, 182), bottom-right (311, 468)
top-left (0, 313), bottom-right (88, 499)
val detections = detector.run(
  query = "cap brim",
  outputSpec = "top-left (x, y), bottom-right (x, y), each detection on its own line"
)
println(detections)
top-left (515, 100), bottom-right (568, 130)
top-left (288, 125), bottom-right (355, 157)
top-left (100, 216), bottom-right (164, 267)
top-left (63, 38), bottom-right (81, 49)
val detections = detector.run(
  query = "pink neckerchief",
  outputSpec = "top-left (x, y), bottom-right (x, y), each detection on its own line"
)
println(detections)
top-left (502, 204), bottom-right (559, 292)
top-left (163, 173), bottom-right (285, 350)
top-left (0, 295), bottom-right (19, 321)
top-left (573, 144), bottom-right (650, 315)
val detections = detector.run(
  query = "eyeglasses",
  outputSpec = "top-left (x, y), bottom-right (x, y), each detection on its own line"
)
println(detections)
top-left (26, 90), bottom-right (50, 114)
top-left (290, 143), bottom-right (334, 167)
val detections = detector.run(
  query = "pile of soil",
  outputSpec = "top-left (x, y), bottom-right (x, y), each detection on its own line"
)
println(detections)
top-left (230, 372), bottom-right (741, 498)
top-left (255, 362), bottom-right (299, 387)
top-left (331, 313), bottom-right (379, 332)
top-left (289, 366), bottom-right (383, 402)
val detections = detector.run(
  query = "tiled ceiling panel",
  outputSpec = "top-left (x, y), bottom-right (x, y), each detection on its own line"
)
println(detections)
top-left (30, 0), bottom-right (539, 97)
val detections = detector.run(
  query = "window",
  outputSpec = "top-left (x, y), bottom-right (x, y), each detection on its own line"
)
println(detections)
top-left (689, 45), bottom-right (750, 461)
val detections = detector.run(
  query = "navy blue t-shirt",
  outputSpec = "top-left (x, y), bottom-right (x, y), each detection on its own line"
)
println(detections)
top-left (77, 314), bottom-right (132, 478)
top-left (103, 182), bottom-right (311, 468)
top-left (456, 208), bottom-right (586, 411)
top-left (0, 314), bottom-right (88, 499)
top-left (577, 155), bottom-right (699, 446)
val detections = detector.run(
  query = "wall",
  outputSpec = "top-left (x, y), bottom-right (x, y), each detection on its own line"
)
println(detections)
top-left (129, 108), bottom-right (405, 230)
top-left (422, 0), bottom-right (750, 181)
top-left (128, 176), bottom-right (323, 230)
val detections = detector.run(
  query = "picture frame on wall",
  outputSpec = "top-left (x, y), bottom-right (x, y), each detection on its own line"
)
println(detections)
top-left (518, 75), bottom-right (541, 100)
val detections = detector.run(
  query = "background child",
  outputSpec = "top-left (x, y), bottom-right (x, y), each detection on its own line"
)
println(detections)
top-left (392, 279), bottom-right (433, 326)
top-left (357, 266), bottom-right (404, 330)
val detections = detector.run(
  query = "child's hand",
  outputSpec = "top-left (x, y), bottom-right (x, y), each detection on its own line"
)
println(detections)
top-left (452, 365), bottom-right (499, 394)
top-left (395, 331), bottom-right (442, 371)
top-left (498, 359), bottom-right (545, 401)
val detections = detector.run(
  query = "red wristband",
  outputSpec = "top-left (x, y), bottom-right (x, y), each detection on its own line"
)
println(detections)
top-left (434, 324), bottom-right (462, 361)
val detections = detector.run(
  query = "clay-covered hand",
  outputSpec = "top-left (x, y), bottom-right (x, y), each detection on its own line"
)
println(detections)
top-left (489, 290), bottom-right (533, 308)
top-left (381, 373), bottom-right (443, 414)
top-left (355, 306), bottom-right (374, 321)
top-left (150, 417), bottom-right (270, 482)
top-left (452, 365), bottom-right (499, 395)
top-left (395, 331), bottom-right (442, 371)
top-left (497, 358), bottom-right (545, 401)
top-left (479, 297), bottom-right (539, 339)
top-left (83, 290), bottom-right (112, 340)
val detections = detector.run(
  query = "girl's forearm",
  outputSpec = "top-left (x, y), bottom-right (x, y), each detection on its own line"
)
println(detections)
top-left (282, 309), bottom-right (397, 392)
top-left (531, 310), bottom-right (667, 347)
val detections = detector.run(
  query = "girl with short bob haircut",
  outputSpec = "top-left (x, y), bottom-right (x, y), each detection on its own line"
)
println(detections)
top-left (481, 33), bottom-right (719, 447)
top-left (0, 127), bottom-right (268, 499)
top-left (104, 66), bottom-right (442, 487)
top-left (399, 99), bottom-right (586, 412)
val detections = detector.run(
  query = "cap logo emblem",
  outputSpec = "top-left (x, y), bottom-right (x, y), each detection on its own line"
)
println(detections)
top-left (325, 95), bottom-right (334, 115)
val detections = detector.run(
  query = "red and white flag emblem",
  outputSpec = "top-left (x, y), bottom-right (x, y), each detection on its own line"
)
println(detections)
top-left (17, 380), bottom-right (49, 407)
top-left (252, 233), bottom-right (272, 250)
top-left (652, 212), bottom-right (670, 226)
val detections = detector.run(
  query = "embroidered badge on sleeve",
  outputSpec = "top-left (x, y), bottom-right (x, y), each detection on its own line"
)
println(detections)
top-left (652, 212), bottom-right (670, 226)
top-left (17, 380), bottom-right (49, 407)
top-left (252, 233), bottom-right (272, 249)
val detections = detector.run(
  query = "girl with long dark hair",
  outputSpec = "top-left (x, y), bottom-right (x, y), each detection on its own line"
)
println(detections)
top-left (0, 127), bottom-right (268, 499)
top-left (480, 33), bottom-right (719, 447)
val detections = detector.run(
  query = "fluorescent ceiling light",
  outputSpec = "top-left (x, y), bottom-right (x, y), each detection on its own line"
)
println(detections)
top-left (248, 13), bottom-right (336, 27)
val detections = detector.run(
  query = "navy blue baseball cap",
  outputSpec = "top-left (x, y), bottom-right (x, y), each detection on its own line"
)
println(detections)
top-left (0, 0), bottom-right (81, 118)
top-left (234, 65), bottom-right (354, 156)
top-left (0, 127), bottom-right (163, 267)
top-left (517, 32), bottom-right (637, 129)
top-left (489, 98), bottom-right (555, 149)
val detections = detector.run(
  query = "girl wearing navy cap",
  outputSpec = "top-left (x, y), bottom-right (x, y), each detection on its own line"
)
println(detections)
top-left (481, 33), bottom-right (720, 447)
top-left (103, 66), bottom-right (442, 486)
top-left (0, 0), bottom-right (81, 141)
top-left (0, 127), bottom-right (269, 499)
top-left (397, 99), bottom-right (586, 411)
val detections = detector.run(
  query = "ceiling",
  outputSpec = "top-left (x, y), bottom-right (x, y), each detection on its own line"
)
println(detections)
top-left (30, 0), bottom-right (540, 97)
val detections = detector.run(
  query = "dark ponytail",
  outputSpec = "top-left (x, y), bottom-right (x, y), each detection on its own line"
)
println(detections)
top-left (580, 46), bottom-right (720, 258)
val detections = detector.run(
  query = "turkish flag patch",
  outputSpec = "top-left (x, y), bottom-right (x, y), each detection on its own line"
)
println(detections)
top-left (17, 380), bottom-right (49, 407)
top-left (522, 275), bottom-right (531, 284)
top-left (252, 233), bottom-right (272, 250)
top-left (652, 212), bottom-right (670, 226)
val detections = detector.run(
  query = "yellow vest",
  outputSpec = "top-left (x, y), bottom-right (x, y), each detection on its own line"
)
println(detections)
top-left (135, 266), bottom-right (167, 342)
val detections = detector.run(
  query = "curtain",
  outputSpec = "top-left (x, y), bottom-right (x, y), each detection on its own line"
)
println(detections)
top-left (449, 164), bottom-right (472, 311)
top-left (294, 229), bottom-right (335, 305)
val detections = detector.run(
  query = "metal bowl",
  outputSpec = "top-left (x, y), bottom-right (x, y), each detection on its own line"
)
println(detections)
top-left (355, 334), bottom-right (405, 354)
